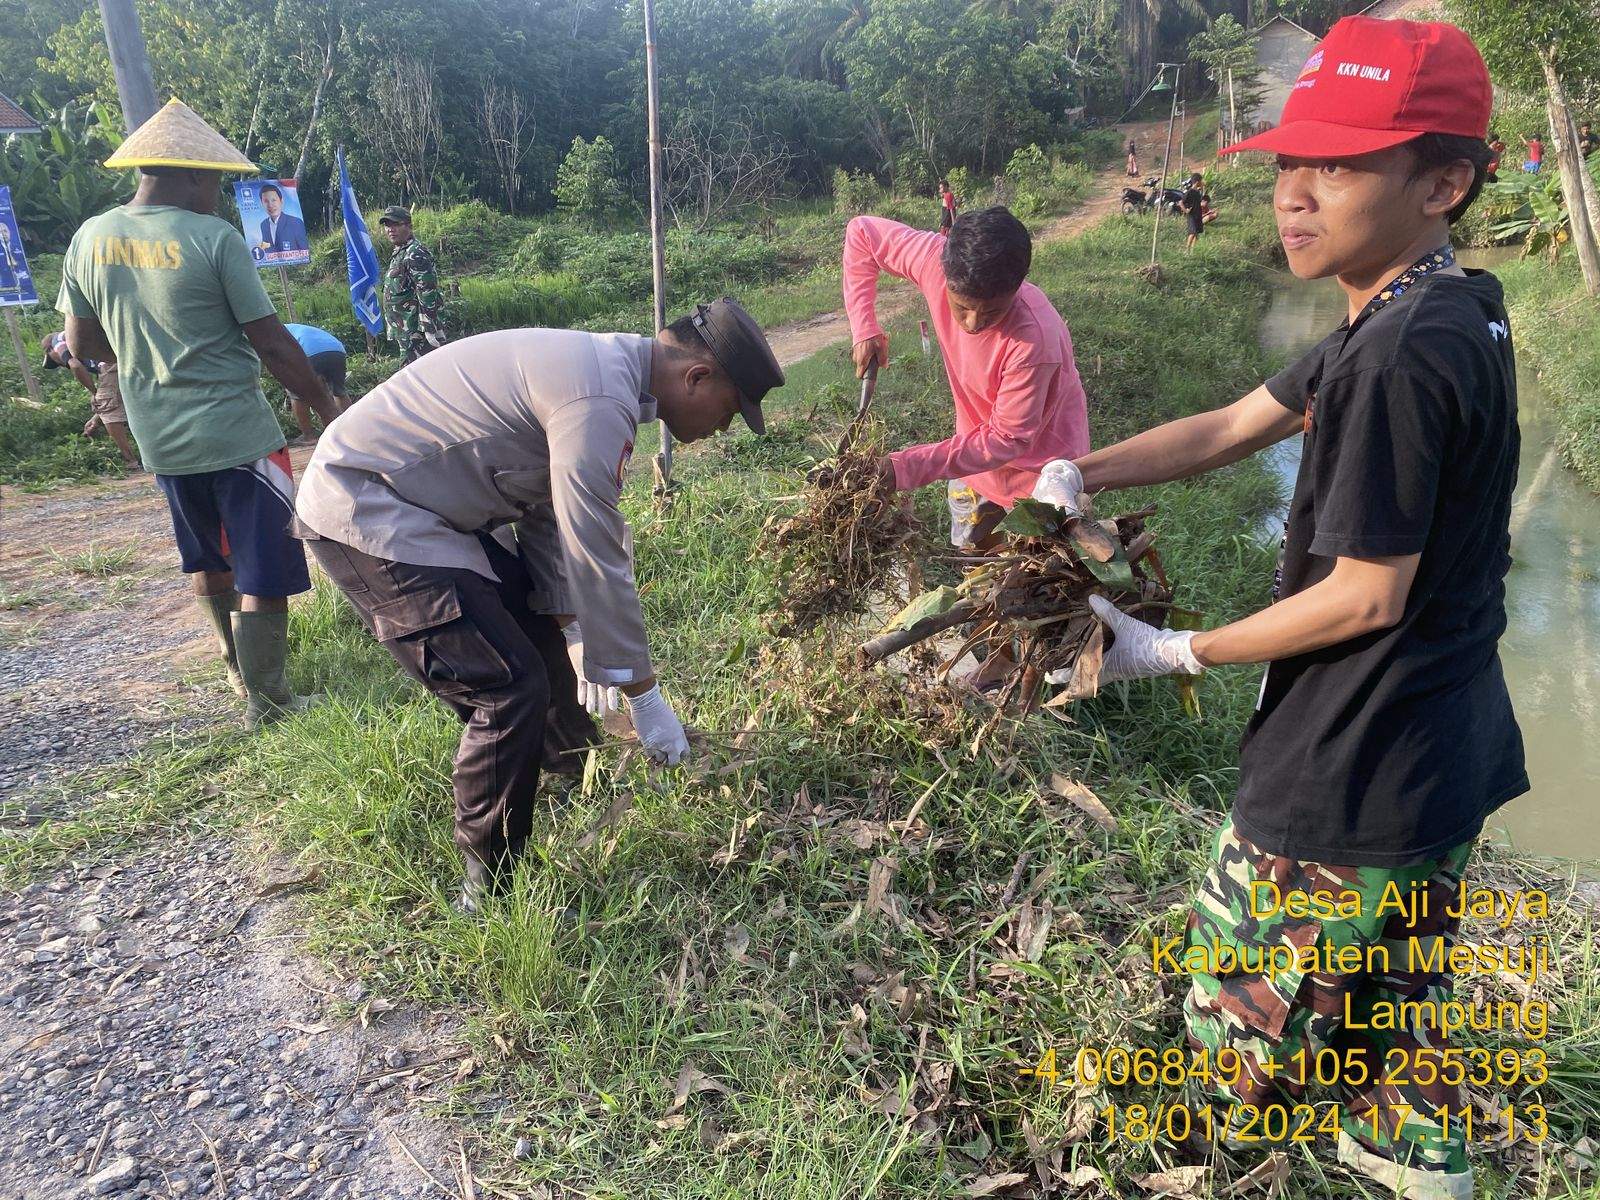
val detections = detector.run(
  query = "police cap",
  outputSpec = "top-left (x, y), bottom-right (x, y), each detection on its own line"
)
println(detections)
top-left (689, 297), bottom-right (784, 435)
top-left (377, 206), bottom-right (413, 226)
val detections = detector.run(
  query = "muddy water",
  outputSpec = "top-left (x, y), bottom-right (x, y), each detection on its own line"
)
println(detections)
top-left (1257, 252), bottom-right (1600, 866)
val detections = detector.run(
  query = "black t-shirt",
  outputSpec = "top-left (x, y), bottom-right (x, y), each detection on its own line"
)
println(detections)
top-left (1182, 187), bottom-right (1205, 231)
top-left (1235, 269), bottom-right (1527, 866)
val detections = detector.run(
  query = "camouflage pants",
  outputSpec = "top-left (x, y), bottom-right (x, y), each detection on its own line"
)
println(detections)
top-left (401, 334), bottom-right (437, 366)
top-left (1184, 822), bottom-right (1474, 1196)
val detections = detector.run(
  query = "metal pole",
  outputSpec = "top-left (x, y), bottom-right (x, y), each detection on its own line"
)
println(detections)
top-left (1227, 67), bottom-right (1237, 159)
top-left (643, 0), bottom-right (673, 498)
top-left (277, 266), bottom-right (298, 322)
top-left (97, 0), bottom-right (160, 133)
top-left (1149, 64), bottom-right (1180, 270)
top-left (4, 308), bottom-right (42, 404)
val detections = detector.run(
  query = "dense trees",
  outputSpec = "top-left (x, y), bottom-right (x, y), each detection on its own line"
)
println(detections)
top-left (1448, 0), bottom-right (1600, 293)
top-left (3, 0), bottom-right (1363, 249)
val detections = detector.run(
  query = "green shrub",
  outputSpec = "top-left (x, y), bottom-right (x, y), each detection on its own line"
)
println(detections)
top-left (0, 393), bottom-right (123, 486)
top-left (512, 225), bottom-right (567, 273)
top-left (410, 200), bottom-right (526, 273)
top-left (1049, 161), bottom-right (1092, 208)
top-left (893, 151), bottom-right (936, 197)
top-left (565, 232), bottom-right (654, 300)
top-left (832, 168), bottom-right (881, 215)
top-left (1050, 126), bottom-right (1124, 171)
top-left (310, 229), bottom-right (346, 275)
top-left (666, 230), bottom-right (781, 300)
top-left (291, 280), bottom-right (370, 346)
top-left (1187, 108), bottom-right (1222, 151)
top-left (554, 136), bottom-right (630, 223)
top-left (1006, 143), bottom-right (1052, 217)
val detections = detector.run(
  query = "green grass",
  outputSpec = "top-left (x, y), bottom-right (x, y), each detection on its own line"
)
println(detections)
top-left (7, 166), bottom-right (1593, 1198)
top-left (1495, 255), bottom-right (1600, 491)
top-left (52, 541), bottom-right (141, 577)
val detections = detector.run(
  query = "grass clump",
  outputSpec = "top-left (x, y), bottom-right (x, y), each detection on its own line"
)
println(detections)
top-left (53, 541), bottom-right (141, 577)
top-left (1496, 254), bottom-right (1600, 491)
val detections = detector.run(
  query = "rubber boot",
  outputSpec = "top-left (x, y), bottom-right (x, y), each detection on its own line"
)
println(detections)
top-left (454, 839), bottom-right (525, 916)
top-left (196, 591), bottom-right (247, 698)
top-left (231, 610), bottom-right (318, 729)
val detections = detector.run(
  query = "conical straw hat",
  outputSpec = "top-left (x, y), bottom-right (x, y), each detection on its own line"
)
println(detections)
top-left (104, 99), bottom-right (257, 172)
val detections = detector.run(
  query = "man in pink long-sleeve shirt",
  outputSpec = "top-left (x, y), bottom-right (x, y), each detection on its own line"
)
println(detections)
top-left (843, 206), bottom-right (1089, 549)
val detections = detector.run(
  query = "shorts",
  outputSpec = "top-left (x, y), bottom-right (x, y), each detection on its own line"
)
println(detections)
top-left (90, 366), bottom-right (127, 425)
top-left (1522, 161), bottom-right (1541, 173)
top-left (1183, 822), bottom-right (1476, 1191)
top-left (939, 209), bottom-right (953, 233)
top-left (1186, 212), bottom-right (1205, 237)
top-left (307, 349), bottom-right (347, 394)
top-left (946, 481), bottom-right (1007, 549)
top-left (156, 448), bottom-right (311, 597)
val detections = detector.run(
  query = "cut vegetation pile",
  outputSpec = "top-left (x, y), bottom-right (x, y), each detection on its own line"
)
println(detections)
top-left (764, 447), bottom-right (922, 635)
top-left (862, 499), bottom-right (1184, 716)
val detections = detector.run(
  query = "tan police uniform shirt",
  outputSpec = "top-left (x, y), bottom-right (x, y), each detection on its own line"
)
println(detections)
top-left (294, 328), bottom-right (655, 686)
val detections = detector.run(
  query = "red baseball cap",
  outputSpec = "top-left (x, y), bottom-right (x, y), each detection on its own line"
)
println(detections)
top-left (1221, 17), bottom-right (1491, 159)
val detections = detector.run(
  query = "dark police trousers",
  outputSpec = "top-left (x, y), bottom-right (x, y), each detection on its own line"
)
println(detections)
top-left (307, 533), bottom-right (598, 870)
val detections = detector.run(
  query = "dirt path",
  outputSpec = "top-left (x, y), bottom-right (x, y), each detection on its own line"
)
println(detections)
top-left (0, 838), bottom-right (467, 1199)
top-left (0, 118), bottom-right (1191, 1198)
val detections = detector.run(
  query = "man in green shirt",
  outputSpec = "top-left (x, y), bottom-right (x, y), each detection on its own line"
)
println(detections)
top-left (57, 100), bottom-right (330, 727)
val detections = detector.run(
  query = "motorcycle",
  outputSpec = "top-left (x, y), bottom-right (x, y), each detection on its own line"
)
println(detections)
top-left (1120, 175), bottom-right (1184, 216)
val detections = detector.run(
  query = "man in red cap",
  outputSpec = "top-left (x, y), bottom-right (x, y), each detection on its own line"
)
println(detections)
top-left (1031, 18), bottom-right (1516, 1198)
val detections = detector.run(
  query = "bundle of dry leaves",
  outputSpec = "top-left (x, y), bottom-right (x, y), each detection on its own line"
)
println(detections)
top-left (861, 501), bottom-right (1191, 715)
top-left (763, 448), bottom-right (921, 635)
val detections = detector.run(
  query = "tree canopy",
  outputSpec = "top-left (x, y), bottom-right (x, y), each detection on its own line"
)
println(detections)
top-left (2, 0), bottom-right (1327, 249)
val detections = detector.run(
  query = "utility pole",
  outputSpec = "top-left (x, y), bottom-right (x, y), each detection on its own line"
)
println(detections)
top-left (1227, 67), bottom-right (1238, 156)
top-left (643, 0), bottom-right (673, 499)
top-left (98, 0), bottom-right (159, 133)
top-left (1149, 63), bottom-right (1181, 274)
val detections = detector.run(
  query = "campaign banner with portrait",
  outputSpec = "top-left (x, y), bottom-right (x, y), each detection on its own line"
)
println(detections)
top-left (233, 177), bottom-right (312, 268)
top-left (0, 186), bottom-right (39, 307)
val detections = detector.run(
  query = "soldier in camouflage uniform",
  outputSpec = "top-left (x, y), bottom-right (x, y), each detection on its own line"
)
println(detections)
top-left (1183, 824), bottom-right (1476, 1185)
top-left (378, 206), bottom-right (447, 364)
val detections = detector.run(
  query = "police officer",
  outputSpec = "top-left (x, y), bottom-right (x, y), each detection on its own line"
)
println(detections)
top-left (294, 299), bottom-right (784, 912)
top-left (377, 205), bottom-right (446, 364)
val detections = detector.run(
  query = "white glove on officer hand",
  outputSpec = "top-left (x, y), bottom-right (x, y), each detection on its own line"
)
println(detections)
top-left (561, 623), bottom-right (621, 715)
top-left (1047, 594), bottom-right (1205, 685)
top-left (1031, 458), bottom-right (1087, 519)
top-left (626, 684), bottom-right (690, 766)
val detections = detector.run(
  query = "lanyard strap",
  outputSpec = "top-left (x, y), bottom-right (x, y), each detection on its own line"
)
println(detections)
top-left (1353, 244), bottom-right (1456, 328)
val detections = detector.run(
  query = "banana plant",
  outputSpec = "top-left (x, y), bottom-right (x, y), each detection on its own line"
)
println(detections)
top-left (1480, 155), bottom-right (1600, 259)
top-left (1, 98), bottom-right (130, 252)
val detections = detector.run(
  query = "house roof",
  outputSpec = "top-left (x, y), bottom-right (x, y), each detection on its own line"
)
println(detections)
top-left (1252, 14), bottom-right (1319, 39)
top-left (1354, 0), bottom-right (1437, 19)
top-left (0, 92), bottom-right (41, 135)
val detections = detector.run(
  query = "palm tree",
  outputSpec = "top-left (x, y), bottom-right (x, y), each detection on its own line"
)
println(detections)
top-left (777, 0), bottom-right (872, 87)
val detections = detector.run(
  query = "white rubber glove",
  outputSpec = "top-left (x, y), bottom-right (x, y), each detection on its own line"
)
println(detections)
top-left (561, 623), bottom-right (621, 715)
top-left (1048, 594), bottom-right (1205, 685)
top-left (626, 684), bottom-right (690, 765)
top-left (1031, 459), bottom-right (1087, 518)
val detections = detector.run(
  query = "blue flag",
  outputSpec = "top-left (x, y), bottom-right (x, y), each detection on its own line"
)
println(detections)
top-left (338, 149), bottom-right (384, 336)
